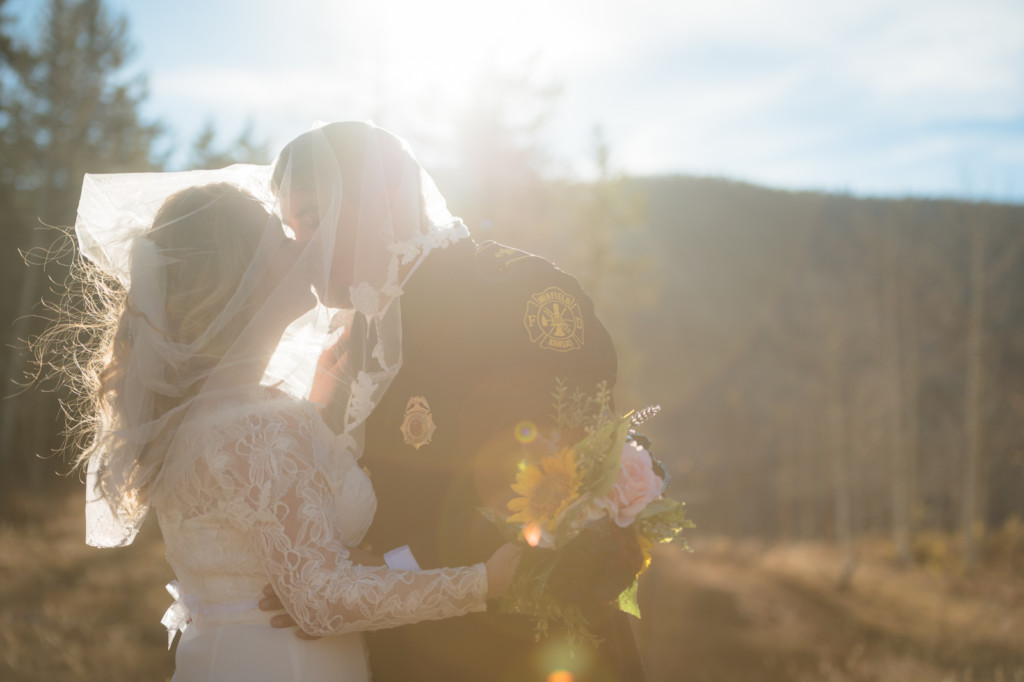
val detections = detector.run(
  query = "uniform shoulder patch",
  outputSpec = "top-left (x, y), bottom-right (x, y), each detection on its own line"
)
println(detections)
top-left (523, 286), bottom-right (585, 352)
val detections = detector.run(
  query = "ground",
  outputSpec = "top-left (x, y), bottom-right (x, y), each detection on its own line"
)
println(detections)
top-left (2, 488), bottom-right (1022, 681)
top-left (637, 539), bottom-right (1024, 682)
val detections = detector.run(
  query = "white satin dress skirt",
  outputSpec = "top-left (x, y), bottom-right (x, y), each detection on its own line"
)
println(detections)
top-left (171, 618), bottom-right (370, 682)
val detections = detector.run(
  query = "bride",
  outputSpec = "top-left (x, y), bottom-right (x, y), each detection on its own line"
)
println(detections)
top-left (62, 144), bottom-right (520, 680)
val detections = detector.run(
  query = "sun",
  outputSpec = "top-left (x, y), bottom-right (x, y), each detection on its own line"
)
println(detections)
top-left (313, 0), bottom-right (558, 120)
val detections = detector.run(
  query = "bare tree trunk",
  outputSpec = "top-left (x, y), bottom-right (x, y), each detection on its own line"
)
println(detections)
top-left (777, 405), bottom-right (795, 542)
top-left (825, 332), bottom-right (857, 588)
top-left (883, 223), bottom-right (913, 565)
top-left (797, 416), bottom-right (817, 539)
top-left (962, 223), bottom-right (986, 572)
top-left (898, 249), bottom-right (920, 562)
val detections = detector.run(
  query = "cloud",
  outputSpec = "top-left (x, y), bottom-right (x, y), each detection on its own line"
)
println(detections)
top-left (540, 0), bottom-right (1024, 197)
top-left (123, 0), bottom-right (1024, 198)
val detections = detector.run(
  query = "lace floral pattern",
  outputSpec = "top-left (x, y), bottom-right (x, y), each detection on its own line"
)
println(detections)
top-left (350, 219), bottom-right (469, 318)
top-left (345, 371), bottom-right (378, 434)
top-left (152, 390), bottom-right (487, 637)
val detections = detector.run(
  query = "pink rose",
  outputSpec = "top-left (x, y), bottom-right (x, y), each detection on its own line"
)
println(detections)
top-left (594, 441), bottom-right (664, 527)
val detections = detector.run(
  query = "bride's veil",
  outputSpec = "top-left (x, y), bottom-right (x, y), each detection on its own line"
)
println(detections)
top-left (76, 122), bottom-right (467, 548)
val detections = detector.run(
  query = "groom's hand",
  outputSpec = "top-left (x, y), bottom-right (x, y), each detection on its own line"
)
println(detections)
top-left (259, 585), bottom-right (320, 640)
top-left (259, 546), bottom-right (386, 638)
top-left (309, 329), bottom-right (351, 409)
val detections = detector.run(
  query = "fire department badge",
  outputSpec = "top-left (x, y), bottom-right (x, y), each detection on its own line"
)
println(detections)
top-left (523, 286), bottom-right (584, 352)
top-left (401, 396), bottom-right (436, 450)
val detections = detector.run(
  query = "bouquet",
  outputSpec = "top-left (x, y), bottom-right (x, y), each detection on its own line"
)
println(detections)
top-left (482, 379), bottom-right (693, 647)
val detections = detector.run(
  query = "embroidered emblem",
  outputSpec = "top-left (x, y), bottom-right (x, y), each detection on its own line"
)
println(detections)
top-left (495, 249), bottom-right (531, 268)
top-left (477, 242), bottom-right (531, 271)
top-left (401, 396), bottom-right (436, 450)
top-left (523, 286), bottom-right (585, 352)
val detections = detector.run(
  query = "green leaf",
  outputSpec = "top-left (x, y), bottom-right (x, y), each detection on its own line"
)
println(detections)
top-left (638, 497), bottom-right (683, 519)
top-left (498, 546), bottom-right (559, 616)
top-left (477, 507), bottom-right (523, 544)
top-left (551, 497), bottom-right (593, 547)
top-left (617, 579), bottom-right (641, 619)
top-left (552, 377), bottom-right (570, 431)
top-left (638, 499), bottom-right (694, 544)
top-left (588, 418), bottom-right (632, 498)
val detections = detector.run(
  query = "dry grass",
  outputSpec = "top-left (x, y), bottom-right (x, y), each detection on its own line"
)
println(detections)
top-left (0, 485), bottom-right (174, 682)
top-left (637, 537), bottom-right (1024, 682)
top-left (3, 486), bottom-right (1023, 681)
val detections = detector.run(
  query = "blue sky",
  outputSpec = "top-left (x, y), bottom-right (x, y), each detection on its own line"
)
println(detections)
top-left (9, 0), bottom-right (1024, 202)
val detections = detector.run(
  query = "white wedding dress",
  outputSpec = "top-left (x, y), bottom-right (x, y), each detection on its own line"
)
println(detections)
top-left (150, 388), bottom-right (488, 681)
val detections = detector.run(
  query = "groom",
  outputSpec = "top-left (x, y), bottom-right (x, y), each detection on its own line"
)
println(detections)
top-left (266, 122), bottom-right (645, 682)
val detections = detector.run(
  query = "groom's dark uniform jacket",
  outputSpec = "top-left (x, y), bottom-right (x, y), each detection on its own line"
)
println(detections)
top-left (353, 238), bottom-right (645, 682)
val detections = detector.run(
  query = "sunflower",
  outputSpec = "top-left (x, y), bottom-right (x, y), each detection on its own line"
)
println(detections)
top-left (507, 447), bottom-right (582, 530)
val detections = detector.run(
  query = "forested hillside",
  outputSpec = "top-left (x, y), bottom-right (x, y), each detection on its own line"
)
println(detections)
top-left (445, 172), bottom-right (1024, 566)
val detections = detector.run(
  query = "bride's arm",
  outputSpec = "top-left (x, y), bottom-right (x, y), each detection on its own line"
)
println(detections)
top-left (219, 408), bottom-right (493, 637)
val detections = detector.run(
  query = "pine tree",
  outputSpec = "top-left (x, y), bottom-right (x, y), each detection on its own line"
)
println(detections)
top-left (187, 118), bottom-right (271, 169)
top-left (0, 0), bottom-right (165, 484)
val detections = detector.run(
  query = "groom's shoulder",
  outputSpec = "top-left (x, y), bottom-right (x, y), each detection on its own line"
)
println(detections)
top-left (418, 239), bottom-right (595, 320)
top-left (472, 240), bottom-right (577, 286)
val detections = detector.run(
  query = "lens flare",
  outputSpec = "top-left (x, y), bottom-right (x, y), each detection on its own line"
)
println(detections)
top-left (514, 420), bottom-right (537, 444)
top-left (523, 522), bottom-right (542, 547)
top-left (548, 671), bottom-right (574, 682)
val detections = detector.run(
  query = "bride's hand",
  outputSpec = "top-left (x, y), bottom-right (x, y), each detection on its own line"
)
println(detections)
top-left (485, 543), bottom-right (523, 600)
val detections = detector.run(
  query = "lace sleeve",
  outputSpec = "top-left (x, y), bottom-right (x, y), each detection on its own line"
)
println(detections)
top-left (216, 406), bottom-right (488, 636)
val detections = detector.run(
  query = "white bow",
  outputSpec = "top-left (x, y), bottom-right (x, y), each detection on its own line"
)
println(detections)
top-left (161, 580), bottom-right (197, 649)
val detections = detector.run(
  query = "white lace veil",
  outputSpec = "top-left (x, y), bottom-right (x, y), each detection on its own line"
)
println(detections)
top-left (79, 121), bottom-right (468, 547)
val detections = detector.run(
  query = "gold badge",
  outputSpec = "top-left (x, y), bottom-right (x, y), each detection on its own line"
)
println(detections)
top-left (401, 396), bottom-right (436, 450)
top-left (523, 286), bottom-right (585, 352)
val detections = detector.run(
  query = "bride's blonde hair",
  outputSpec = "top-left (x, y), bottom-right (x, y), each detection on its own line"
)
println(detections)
top-left (36, 183), bottom-right (270, 479)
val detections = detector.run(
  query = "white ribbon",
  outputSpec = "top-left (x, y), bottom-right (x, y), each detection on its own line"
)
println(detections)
top-left (161, 580), bottom-right (197, 649)
top-left (160, 580), bottom-right (261, 649)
